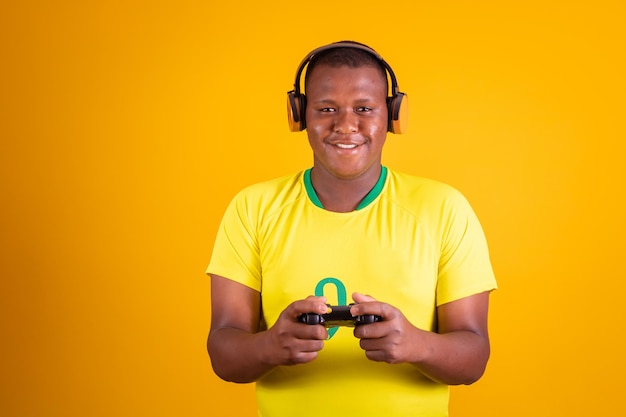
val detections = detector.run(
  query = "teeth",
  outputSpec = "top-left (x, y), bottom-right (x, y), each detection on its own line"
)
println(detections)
top-left (335, 143), bottom-right (357, 149)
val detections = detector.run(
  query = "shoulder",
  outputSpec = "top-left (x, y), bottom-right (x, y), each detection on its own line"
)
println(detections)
top-left (385, 169), bottom-right (469, 210)
top-left (228, 171), bottom-right (307, 214)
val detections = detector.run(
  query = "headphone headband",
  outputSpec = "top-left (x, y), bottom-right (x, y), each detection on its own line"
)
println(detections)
top-left (292, 41), bottom-right (401, 97)
top-left (287, 41), bottom-right (408, 134)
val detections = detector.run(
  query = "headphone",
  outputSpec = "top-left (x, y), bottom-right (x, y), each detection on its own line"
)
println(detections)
top-left (287, 41), bottom-right (408, 134)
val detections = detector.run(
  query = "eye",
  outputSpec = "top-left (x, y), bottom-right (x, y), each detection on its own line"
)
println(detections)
top-left (320, 107), bottom-right (336, 113)
top-left (356, 106), bottom-right (373, 112)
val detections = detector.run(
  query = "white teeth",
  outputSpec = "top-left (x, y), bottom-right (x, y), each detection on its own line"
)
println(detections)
top-left (335, 143), bottom-right (357, 149)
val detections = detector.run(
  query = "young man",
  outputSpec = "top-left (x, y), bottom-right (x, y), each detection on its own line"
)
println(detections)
top-left (207, 41), bottom-right (497, 416)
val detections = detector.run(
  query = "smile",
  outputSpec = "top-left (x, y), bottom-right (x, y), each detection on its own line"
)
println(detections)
top-left (334, 143), bottom-right (359, 149)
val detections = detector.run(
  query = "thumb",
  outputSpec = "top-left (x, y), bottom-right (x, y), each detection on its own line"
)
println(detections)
top-left (352, 292), bottom-right (377, 303)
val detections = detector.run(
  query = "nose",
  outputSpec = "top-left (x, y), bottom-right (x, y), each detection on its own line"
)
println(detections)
top-left (333, 110), bottom-right (358, 134)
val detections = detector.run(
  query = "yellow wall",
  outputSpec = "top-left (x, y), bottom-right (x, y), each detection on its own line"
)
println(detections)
top-left (1, 1), bottom-right (624, 416)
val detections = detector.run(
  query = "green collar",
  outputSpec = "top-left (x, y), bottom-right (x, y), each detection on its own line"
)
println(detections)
top-left (303, 166), bottom-right (388, 211)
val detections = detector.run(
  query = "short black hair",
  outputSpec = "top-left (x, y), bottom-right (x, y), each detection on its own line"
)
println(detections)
top-left (304, 46), bottom-right (388, 93)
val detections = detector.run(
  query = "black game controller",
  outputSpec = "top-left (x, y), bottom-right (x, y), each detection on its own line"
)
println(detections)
top-left (299, 304), bottom-right (382, 327)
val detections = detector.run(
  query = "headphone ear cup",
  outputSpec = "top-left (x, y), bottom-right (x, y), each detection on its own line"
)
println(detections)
top-left (287, 92), bottom-right (307, 132)
top-left (387, 92), bottom-right (408, 134)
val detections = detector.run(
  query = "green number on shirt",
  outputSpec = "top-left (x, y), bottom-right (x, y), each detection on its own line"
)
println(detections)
top-left (314, 277), bottom-right (347, 339)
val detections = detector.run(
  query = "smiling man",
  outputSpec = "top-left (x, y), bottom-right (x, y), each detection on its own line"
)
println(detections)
top-left (207, 41), bottom-right (497, 417)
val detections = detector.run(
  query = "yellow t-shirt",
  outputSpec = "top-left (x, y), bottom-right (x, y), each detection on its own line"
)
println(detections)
top-left (208, 167), bottom-right (497, 417)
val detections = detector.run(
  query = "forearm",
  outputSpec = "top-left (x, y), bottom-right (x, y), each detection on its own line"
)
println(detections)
top-left (208, 278), bottom-right (328, 384)
top-left (412, 328), bottom-right (490, 385)
top-left (208, 327), bottom-right (275, 383)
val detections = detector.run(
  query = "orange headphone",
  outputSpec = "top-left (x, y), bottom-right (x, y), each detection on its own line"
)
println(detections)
top-left (287, 41), bottom-right (408, 134)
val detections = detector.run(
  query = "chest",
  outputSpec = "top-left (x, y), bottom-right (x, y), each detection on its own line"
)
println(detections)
top-left (257, 203), bottom-right (441, 330)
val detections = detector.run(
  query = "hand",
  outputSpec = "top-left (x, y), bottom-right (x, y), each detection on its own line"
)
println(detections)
top-left (350, 292), bottom-right (424, 365)
top-left (263, 296), bottom-right (329, 366)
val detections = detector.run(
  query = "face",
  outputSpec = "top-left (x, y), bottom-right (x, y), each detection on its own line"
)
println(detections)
top-left (305, 64), bottom-right (388, 181)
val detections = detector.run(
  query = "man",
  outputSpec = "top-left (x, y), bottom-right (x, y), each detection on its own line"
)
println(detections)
top-left (207, 41), bottom-right (497, 416)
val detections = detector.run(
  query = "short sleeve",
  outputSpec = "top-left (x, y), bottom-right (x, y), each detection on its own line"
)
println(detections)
top-left (436, 190), bottom-right (497, 305)
top-left (206, 191), bottom-right (262, 292)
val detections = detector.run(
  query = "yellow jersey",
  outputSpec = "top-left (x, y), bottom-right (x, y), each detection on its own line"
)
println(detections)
top-left (208, 167), bottom-right (497, 417)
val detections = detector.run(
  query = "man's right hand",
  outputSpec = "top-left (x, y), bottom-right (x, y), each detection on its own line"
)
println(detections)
top-left (261, 296), bottom-right (329, 366)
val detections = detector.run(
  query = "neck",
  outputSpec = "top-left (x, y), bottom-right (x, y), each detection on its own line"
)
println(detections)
top-left (309, 165), bottom-right (383, 213)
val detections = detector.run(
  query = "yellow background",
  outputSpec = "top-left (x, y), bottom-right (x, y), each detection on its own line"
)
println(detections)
top-left (1, 1), bottom-right (624, 416)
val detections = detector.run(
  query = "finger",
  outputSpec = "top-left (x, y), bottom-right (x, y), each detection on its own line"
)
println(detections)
top-left (283, 341), bottom-right (325, 365)
top-left (352, 292), bottom-right (377, 303)
top-left (296, 323), bottom-right (329, 341)
top-left (288, 296), bottom-right (328, 320)
top-left (304, 295), bottom-right (328, 313)
top-left (360, 339), bottom-right (405, 365)
top-left (350, 296), bottom-right (390, 320)
top-left (353, 321), bottom-right (386, 339)
top-left (295, 338), bottom-right (325, 353)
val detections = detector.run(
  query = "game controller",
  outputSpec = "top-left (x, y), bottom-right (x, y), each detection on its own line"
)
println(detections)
top-left (298, 304), bottom-right (382, 327)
